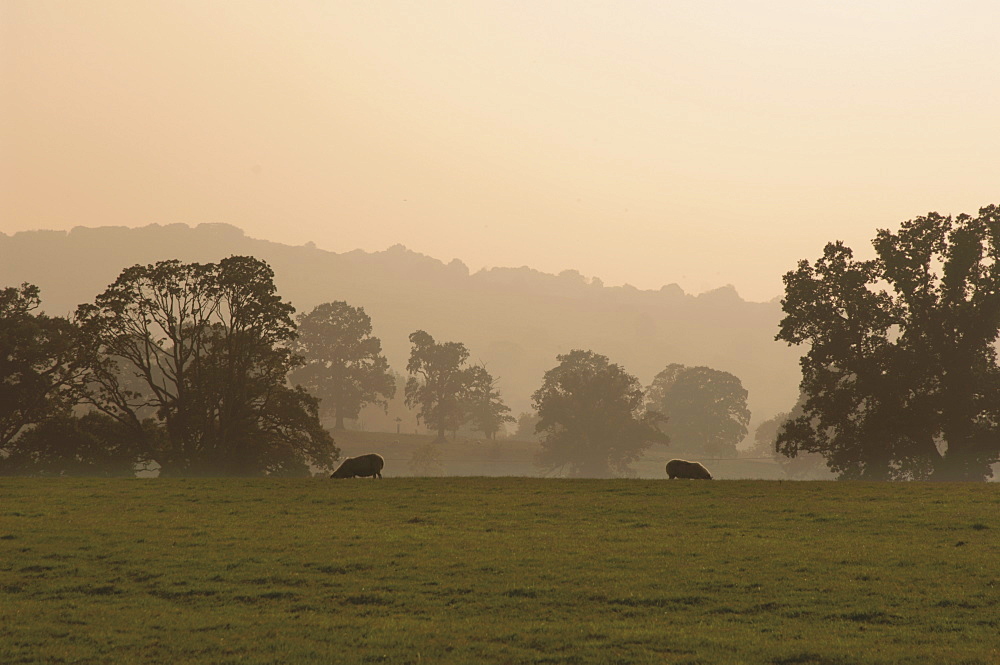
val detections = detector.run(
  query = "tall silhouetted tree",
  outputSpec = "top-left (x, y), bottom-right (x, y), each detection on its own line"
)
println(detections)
top-left (464, 364), bottom-right (515, 440)
top-left (76, 257), bottom-right (338, 476)
top-left (289, 301), bottom-right (396, 431)
top-left (0, 283), bottom-right (95, 449)
top-left (405, 330), bottom-right (473, 442)
top-left (645, 364), bottom-right (751, 458)
top-left (532, 350), bottom-right (667, 477)
top-left (777, 205), bottom-right (1000, 480)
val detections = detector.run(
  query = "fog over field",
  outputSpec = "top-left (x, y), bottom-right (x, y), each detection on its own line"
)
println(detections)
top-left (0, 222), bottom-right (801, 430)
top-left (0, 0), bottom-right (1000, 480)
top-left (4, 5), bottom-right (1000, 662)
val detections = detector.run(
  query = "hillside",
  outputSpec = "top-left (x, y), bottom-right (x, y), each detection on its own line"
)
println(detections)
top-left (0, 223), bottom-right (802, 430)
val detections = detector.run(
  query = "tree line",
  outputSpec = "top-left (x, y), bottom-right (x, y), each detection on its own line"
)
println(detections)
top-left (0, 256), bottom-right (752, 477)
top-left (2, 258), bottom-right (335, 477)
top-left (5, 204), bottom-right (999, 480)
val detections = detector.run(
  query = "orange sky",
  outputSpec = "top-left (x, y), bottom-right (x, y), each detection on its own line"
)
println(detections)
top-left (3, 1), bottom-right (999, 301)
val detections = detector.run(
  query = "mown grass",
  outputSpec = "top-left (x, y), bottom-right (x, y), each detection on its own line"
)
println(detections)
top-left (1, 478), bottom-right (997, 664)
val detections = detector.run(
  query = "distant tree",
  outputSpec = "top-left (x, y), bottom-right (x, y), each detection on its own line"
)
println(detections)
top-left (464, 364), bottom-right (515, 440)
top-left (289, 301), bottom-right (396, 431)
top-left (76, 257), bottom-right (338, 476)
top-left (0, 283), bottom-right (95, 449)
top-left (532, 350), bottom-right (667, 477)
top-left (777, 206), bottom-right (1000, 480)
top-left (645, 364), bottom-right (751, 458)
top-left (750, 410), bottom-right (833, 480)
top-left (0, 412), bottom-right (151, 477)
top-left (748, 412), bottom-right (788, 459)
top-left (513, 411), bottom-right (542, 442)
top-left (404, 330), bottom-right (473, 442)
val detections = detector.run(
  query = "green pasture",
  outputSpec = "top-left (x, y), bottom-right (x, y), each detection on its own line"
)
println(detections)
top-left (1, 478), bottom-right (997, 664)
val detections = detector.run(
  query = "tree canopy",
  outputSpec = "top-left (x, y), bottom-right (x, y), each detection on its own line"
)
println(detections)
top-left (76, 256), bottom-right (338, 476)
top-left (777, 206), bottom-right (1000, 480)
top-left (463, 364), bottom-right (515, 440)
top-left (289, 301), bottom-right (396, 431)
top-left (0, 283), bottom-right (95, 450)
top-left (404, 330), bottom-right (473, 442)
top-left (645, 363), bottom-right (750, 458)
top-left (532, 349), bottom-right (666, 477)
top-left (0, 412), bottom-right (148, 477)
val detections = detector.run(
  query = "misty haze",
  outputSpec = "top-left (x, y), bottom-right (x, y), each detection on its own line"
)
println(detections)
top-left (1, 222), bottom-right (806, 478)
top-left (3, 2), bottom-right (999, 664)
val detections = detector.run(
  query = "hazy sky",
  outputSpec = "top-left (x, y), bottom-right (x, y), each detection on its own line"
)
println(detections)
top-left (3, 1), bottom-right (999, 302)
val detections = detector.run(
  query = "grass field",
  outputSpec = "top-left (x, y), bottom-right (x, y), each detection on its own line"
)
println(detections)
top-left (1, 478), bottom-right (997, 664)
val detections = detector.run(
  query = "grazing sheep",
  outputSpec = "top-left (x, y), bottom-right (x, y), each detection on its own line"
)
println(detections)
top-left (666, 459), bottom-right (713, 480)
top-left (330, 453), bottom-right (385, 479)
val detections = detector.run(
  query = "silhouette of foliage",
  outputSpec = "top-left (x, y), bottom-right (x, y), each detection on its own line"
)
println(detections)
top-left (76, 257), bottom-right (338, 476)
top-left (1, 224), bottom-right (803, 437)
top-left (0, 283), bottom-right (95, 449)
top-left (289, 301), bottom-right (396, 431)
top-left (777, 206), bottom-right (1000, 480)
top-left (646, 364), bottom-right (750, 458)
top-left (404, 330), bottom-right (474, 442)
top-left (464, 364), bottom-right (515, 440)
top-left (0, 412), bottom-right (152, 477)
top-left (750, 409), bottom-right (833, 479)
top-left (532, 350), bottom-right (667, 477)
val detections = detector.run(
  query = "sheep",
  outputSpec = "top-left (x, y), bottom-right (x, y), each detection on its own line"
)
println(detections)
top-left (665, 459), bottom-right (713, 480)
top-left (330, 453), bottom-right (385, 479)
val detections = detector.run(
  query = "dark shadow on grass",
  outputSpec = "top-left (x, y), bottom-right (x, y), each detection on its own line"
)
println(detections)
top-left (772, 654), bottom-right (853, 665)
top-left (311, 562), bottom-right (374, 575)
top-left (504, 588), bottom-right (538, 598)
top-left (234, 590), bottom-right (299, 603)
top-left (837, 610), bottom-right (900, 625)
top-left (150, 588), bottom-right (219, 600)
top-left (593, 594), bottom-right (706, 608)
top-left (345, 594), bottom-right (393, 606)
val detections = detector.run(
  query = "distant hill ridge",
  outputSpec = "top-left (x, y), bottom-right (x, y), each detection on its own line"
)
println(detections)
top-left (0, 223), bottom-right (801, 428)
